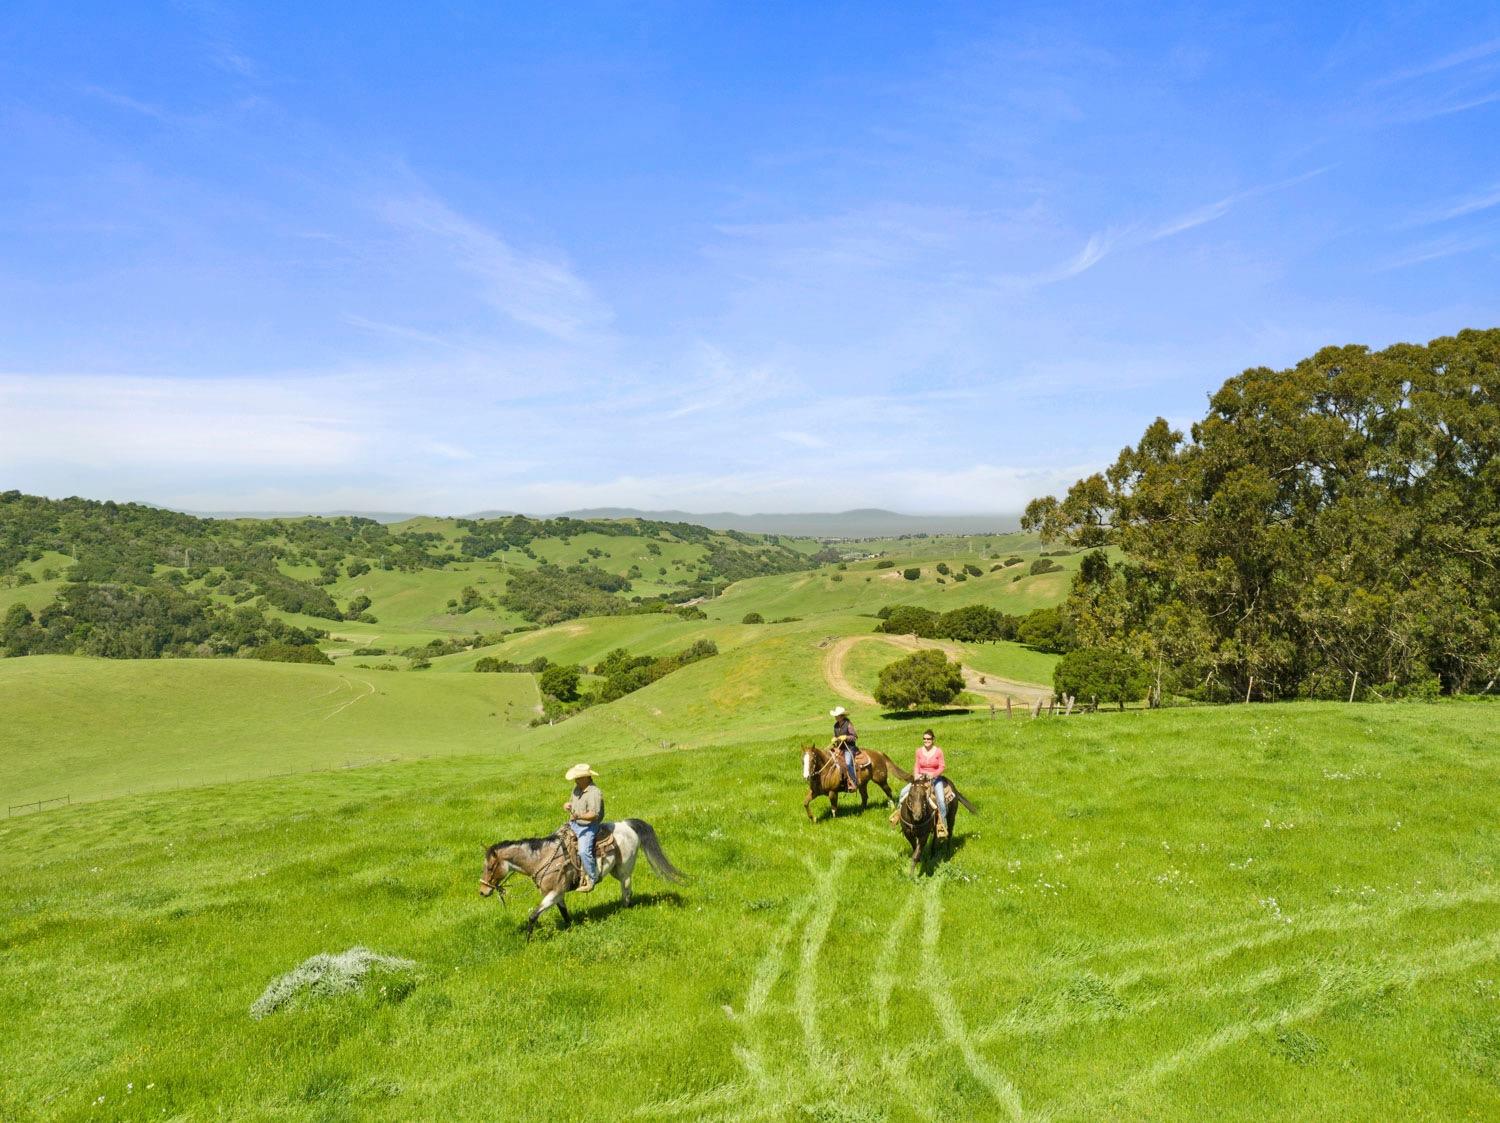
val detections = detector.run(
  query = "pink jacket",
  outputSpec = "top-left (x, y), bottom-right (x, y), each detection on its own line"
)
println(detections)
top-left (914, 745), bottom-right (945, 777)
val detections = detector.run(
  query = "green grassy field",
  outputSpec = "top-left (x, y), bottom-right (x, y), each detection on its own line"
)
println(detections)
top-left (3, 543), bottom-right (1497, 1120)
top-left (1, 702), bottom-right (1496, 1121)
top-left (0, 656), bottom-right (538, 807)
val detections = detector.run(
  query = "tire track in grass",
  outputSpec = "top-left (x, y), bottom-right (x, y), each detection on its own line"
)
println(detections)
top-left (794, 851), bottom-right (847, 1068)
top-left (872, 890), bottom-right (920, 1028)
top-left (920, 880), bottom-right (1026, 1121)
top-left (324, 676), bottom-right (376, 720)
top-left (978, 881), bottom-right (1500, 1044)
top-left (1048, 881), bottom-right (1500, 974)
top-left (1061, 930), bottom-right (1500, 1120)
top-left (634, 856), bottom-right (845, 1122)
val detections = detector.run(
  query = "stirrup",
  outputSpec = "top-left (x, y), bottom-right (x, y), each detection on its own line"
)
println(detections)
top-left (576, 874), bottom-right (595, 893)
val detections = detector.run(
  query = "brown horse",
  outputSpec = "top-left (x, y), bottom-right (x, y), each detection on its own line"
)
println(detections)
top-left (802, 743), bottom-right (910, 821)
top-left (478, 819), bottom-right (686, 939)
top-left (897, 776), bottom-right (976, 874)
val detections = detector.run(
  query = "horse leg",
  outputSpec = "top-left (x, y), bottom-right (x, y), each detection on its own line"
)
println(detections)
top-left (804, 787), bottom-right (817, 822)
top-left (829, 790), bottom-right (839, 818)
top-left (908, 835), bottom-right (921, 877)
top-left (525, 889), bottom-right (562, 940)
top-left (617, 849), bottom-right (635, 906)
top-left (557, 898), bottom-right (573, 928)
top-left (877, 779), bottom-right (896, 804)
top-left (858, 777), bottom-right (869, 809)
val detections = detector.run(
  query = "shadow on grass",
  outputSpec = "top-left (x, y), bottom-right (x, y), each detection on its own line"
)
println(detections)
top-left (570, 889), bottom-right (688, 925)
top-left (877, 708), bottom-right (971, 721)
top-left (809, 792), bottom-right (898, 823)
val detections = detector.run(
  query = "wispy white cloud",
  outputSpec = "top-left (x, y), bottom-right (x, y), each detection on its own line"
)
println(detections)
top-left (1371, 36), bottom-right (1500, 87)
top-left (1406, 184), bottom-right (1500, 226)
top-left (377, 194), bottom-right (613, 341)
top-left (1379, 231), bottom-right (1495, 271)
top-left (0, 373), bottom-right (369, 471)
top-left (777, 430), bottom-right (827, 449)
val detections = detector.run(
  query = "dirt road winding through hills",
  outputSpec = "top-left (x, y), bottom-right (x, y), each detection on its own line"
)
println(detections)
top-left (821, 635), bottom-right (1051, 708)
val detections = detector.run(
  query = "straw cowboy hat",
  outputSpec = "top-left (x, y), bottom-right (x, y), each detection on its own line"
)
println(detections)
top-left (564, 763), bottom-right (599, 781)
top-left (830, 706), bottom-right (848, 718)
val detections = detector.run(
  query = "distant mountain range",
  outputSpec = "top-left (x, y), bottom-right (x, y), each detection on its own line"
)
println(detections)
top-left (553, 508), bottom-right (1020, 537)
top-left (177, 506), bottom-right (1019, 537)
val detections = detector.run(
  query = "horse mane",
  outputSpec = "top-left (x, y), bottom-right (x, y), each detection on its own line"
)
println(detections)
top-left (486, 836), bottom-right (550, 858)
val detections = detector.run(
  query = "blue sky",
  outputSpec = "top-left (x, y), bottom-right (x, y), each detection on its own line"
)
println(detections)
top-left (2, 2), bottom-right (1498, 514)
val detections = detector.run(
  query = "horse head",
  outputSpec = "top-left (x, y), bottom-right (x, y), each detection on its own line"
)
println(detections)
top-left (801, 744), bottom-right (823, 781)
top-left (478, 846), bottom-right (511, 902)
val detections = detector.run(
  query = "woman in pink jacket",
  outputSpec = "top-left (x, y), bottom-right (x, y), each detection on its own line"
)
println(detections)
top-left (894, 729), bottom-right (949, 836)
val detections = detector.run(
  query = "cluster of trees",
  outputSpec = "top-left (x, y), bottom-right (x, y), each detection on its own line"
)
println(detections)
top-left (1024, 329), bottom-right (1500, 699)
top-left (500, 564), bottom-right (637, 624)
top-left (1, 585), bottom-right (326, 659)
top-left (874, 602), bottom-right (1073, 651)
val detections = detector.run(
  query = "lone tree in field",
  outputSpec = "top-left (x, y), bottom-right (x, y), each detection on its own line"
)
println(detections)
top-left (874, 649), bottom-right (965, 710)
top-left (538, 663), bottom-right (580, 702)
top-left (1054, 646), bottom-right (1149, 711)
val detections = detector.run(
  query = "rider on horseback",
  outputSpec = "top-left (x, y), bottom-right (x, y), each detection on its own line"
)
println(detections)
top-left (564, 763), bottom-right (602, 892)
top-left (830, 706), bottom-right (859, 792)
top-left (892, 729), bottom-right (949, 838)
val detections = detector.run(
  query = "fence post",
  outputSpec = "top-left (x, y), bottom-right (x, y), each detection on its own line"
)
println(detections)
top-left (1005, 695), bottom-right (1012, 719)
top-left (1348, 671), bottom-right (1359, 703)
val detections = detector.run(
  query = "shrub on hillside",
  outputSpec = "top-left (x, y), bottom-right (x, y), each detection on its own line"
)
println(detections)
top-left (874, 649), bottom-right (965, 710)
top-left (875, 559), bottom-right (894, 569)
top-left (963, 563), bottom-right (983, 577)
top-left (539, 663), bottom-right (581, 701)
top-left (902, 568), bottom-right (920, 581)
top-left (1053, 647), bottom-right (1148, 711)
top-left (742, 612), bottom-right (764, 624)
top-left (876, 605), bottom-right (939, 637)
top-left (251, 643), bottom-right (333, 666)
top-left (1029, 558), bottom-right (1064, 576)
top-left (935, 562), bottom-right (950, 575)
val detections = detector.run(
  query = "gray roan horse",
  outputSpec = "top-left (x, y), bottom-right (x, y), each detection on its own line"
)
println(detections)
top-left (479, 819), bottom-right (686, 939)
top-left (897, 776), bottom-right (976, 875)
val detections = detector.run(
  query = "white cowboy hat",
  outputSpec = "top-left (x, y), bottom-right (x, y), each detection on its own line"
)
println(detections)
top-left (564, 763), bottom-right (599, 781)
top-left (830, 706), bottom-right (848, 718)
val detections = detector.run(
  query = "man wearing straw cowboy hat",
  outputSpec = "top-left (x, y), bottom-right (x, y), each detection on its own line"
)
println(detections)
top-left (563, 763), bottom-right (603, 893)
top-left (830, 706), bottom-right (859, 792)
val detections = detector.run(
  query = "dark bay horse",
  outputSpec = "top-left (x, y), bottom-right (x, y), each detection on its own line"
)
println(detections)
top-left (897, 776), bottom-right (976, 874)
top-left (802, 743), bottom-right (910, 821)
top-left (479, 819), bottom-right (686, 939)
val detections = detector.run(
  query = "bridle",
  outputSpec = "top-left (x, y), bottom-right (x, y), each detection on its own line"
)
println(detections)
top-left (478, 863), bottom-right (512, 903)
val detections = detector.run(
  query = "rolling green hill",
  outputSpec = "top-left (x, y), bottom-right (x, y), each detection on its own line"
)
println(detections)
top-left (5, 502), bottom-right (1497, 1119)
top-left (1, 703), bottom-right (1496, 1120)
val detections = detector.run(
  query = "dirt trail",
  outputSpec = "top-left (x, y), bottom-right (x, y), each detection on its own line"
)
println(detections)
top-left (820, 634), bottom-right (1050, 708)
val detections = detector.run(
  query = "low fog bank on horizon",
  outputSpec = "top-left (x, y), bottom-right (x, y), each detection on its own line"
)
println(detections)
top-left (163, 503), bottom-right (1025, 537)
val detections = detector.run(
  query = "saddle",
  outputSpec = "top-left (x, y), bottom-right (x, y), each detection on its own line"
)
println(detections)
top-left (557, 824), bottom-right (617, 888)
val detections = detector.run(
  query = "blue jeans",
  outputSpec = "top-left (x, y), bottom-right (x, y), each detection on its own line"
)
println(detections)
top-left (569, 821), bottom-right (598, 880)
top-left (843, 749), bottom-right (858, 787)
top-left (899, 779), bottom-right (947, 820)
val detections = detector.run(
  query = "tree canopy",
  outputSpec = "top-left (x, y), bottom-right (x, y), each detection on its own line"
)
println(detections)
top-left (873, 649), bottom-right (966, 710)
top-left (1023, 329), bottom-right (1500, 699)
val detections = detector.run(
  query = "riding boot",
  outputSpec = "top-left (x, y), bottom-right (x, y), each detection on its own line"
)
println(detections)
top-left (935, 818), bottom-right (949, 840)
top-left (888, 807), bottom-right (900, 826)
top-left (576, 872), bottom-right (595, 893)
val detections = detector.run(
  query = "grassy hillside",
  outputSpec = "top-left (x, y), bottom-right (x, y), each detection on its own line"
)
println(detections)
top-left (1, 703), bottom-right (1496, 1120)
top-left (0, 656), bottom-right (538, 806)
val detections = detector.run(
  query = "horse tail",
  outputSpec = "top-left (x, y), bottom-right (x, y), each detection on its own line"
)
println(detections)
top-left (878, 752), bottom-right (912, 783)
top-left (946, 783), bottom-right (977, 814)
top-left (624, 819), bottom-right (687, 884)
